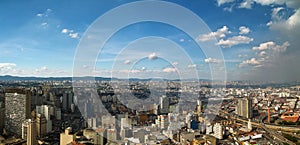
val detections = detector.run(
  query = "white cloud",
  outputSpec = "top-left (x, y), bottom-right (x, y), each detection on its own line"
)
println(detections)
top-left (35, 66), bottom-right (48, 72)
top-left (162, 67), bottom-right (176, 73)
top-left (204, 57), bottom-right (221, 63)
top-left (239, 26), bottom-right (251, 34)
top-left (239, 0), bottom-right (254, 9)
top-left (257, 51), bottom-right (267, 57)
top-left (197, 26), bottom-right (231, 42)
top-left (188, 64), bottom-right (197, 68)
top-left (61, 29), bottom-right (69, 34)
top-left (217, 0), bottom-right (235, 6)
top-left (267, 21), bottom-right (273, 26)
top-left (148, 53), bottom-right (158, 60)
top-left (124, 60), bottom-right (131, 65)
top-left (254, 0), bottom-right (300, 9)
top-left (172, 62), bottom-right (179, 66)
top-left (272, 7), bottom-right (286, 21)
top-left (41, 66), bottom-right (47, 71)
top-left (217, 35), bottom-right (254, 47)
top-left (36, 13), bottom-right (43, 17)
top-left (286, 9), bottom-right (300, 27)
top-left (240, 41), bottom-right (290, 69)
top-left (239, 58), bottom-right (261, 67)
top-left (41, 22), bottom-right (48, 26)
top-left (36, 8), bottom-right (52, 18)
top-left (253, 0), bottom-right (284, 6)
top-left (69, 33), bottom-right (79, 39)
top-left (61, 28), bottom-right (79, 39)
top-left (0, 63), bottom-right (16, 68)
top-left (252, 41), bottom-right (289, 52)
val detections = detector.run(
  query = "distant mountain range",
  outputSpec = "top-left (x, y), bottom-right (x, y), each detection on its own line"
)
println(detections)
top-left (0, 75), bottom-right (184, 82)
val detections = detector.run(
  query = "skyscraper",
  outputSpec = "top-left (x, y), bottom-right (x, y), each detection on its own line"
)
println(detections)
top-left (22, 119), bottom-right (37, 145)
top-left (160, 95), bottom-right (170, 114)
top-left (62, 91), bottom-right (73, 112)
top-left (36, 105), bottom-right (52, 133)
top-left (5, 88), bottom-right (31, 136)
top-left (36, 114), bottom-right (47, 137)
top-left (197, 99), bottom-right (202, 113)
top-left (213, 123), bottom-right (223, 140)
top-left (236, 98), bottom-right (253, 119)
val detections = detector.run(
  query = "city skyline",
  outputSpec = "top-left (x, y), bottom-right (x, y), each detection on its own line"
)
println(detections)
top-left (0, 0), bottom-right (299, 82)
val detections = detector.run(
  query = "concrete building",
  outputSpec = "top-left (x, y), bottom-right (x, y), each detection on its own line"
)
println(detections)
top-left (36, 105), bottom-right (52, 133)
top-left (160, 95), bottom-right (170, 114)
top-left (22, 119), bottom-right (37, 145)
top-left (60, 127), bottom-right (75, 145)
top-left (236, 98), bottom-right (253, 118)
top-left (62, 91), bottom-right (73, 111)
top-left (5, 89), bottom-right (31, 136)
top-left (213, 123), bottom-right (223, 140)
top-left (36, 114), bottom-right (47, 137)
top-left (107, 128), bottom-right (117, 142)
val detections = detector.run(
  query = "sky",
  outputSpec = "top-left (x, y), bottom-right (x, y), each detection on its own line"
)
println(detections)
top-left (0, 0), bottom-right (299, 82)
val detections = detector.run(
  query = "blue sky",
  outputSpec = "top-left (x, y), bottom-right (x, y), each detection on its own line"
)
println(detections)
top-left (0, 0), bottom-right (299, 81)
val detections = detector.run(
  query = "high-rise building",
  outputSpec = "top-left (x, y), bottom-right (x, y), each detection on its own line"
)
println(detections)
top-left (160, 95), bottom-right (170, 114)
top-left (0, 86), bottom-right (5, 134)
top-left (213, 123), bottom-right (223, 139)
top-left (5, 89), bottom-right (31, 136)
top-left (22, 119), bottom-right (37, 145)
top-left (236, 98), bottom-right (253, 119)
top-left (36, 114), bottom-right (47, 137)
top-left (36, 105), bottom-right (52, 133)
top-left (248, 119), bottom-right (252, 131)
top-left (197, 99), bottom-right (202, 113)
top-left (62, 91), bottom-right (73, 112)
top-left (106, 128), bottom-right (117, 142)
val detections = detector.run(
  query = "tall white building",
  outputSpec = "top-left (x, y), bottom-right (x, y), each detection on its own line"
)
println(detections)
top-left (22, 119), bottom-right (37, 145)
top-left (36, 105), bottom-right (52, 133)
top-left (236, 98), bottom-right (253, 119)
top-left (160, 95), bottom-right (169, 114)
top-left (5, 90), bottom-right (31, 136)
top-left (213, 123), bottom-right (223, 139)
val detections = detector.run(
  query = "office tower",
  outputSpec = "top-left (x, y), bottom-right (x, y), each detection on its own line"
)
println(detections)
top-left (62, 91), bottom-right (73, 111)
top-left (36, 105), bottom-right (52, 133)
top-left (268, 107), bottom-right (271, 123)
top-left (160, 95), bottom-right (170, 114)
top-left (197, 99), bottom-right (202, 113)
top-left (206, 124), bottom-right (213, 135)
top-left (60, 127), bottom-right (75, 145)
top-left (36, 114), bottom-right (47, 137)
top-left (153, 103), bottom-right (158, 115)
top-left (121, 127), bottom-right (133, 138)
top-left (106, 128), bottom-right (117, 142)
top-left (102, 115), bottom-right (116, 128)
top-left (248, 119), bottom-right (252, 131)
top-left (55, 107), bottom-right (62, 120)
top-left (84, 100), bottom-right (93, 118)
top-left (236, 98), bottom-right (253, 119)
top-left (5, 89), bottom-right (31, 136)
top-left (213, 123), bottom-right (223, 139)
top-left (0, 86), bottom-right (5, 134)
top-left (22, 119), bottom-right (37, 145)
